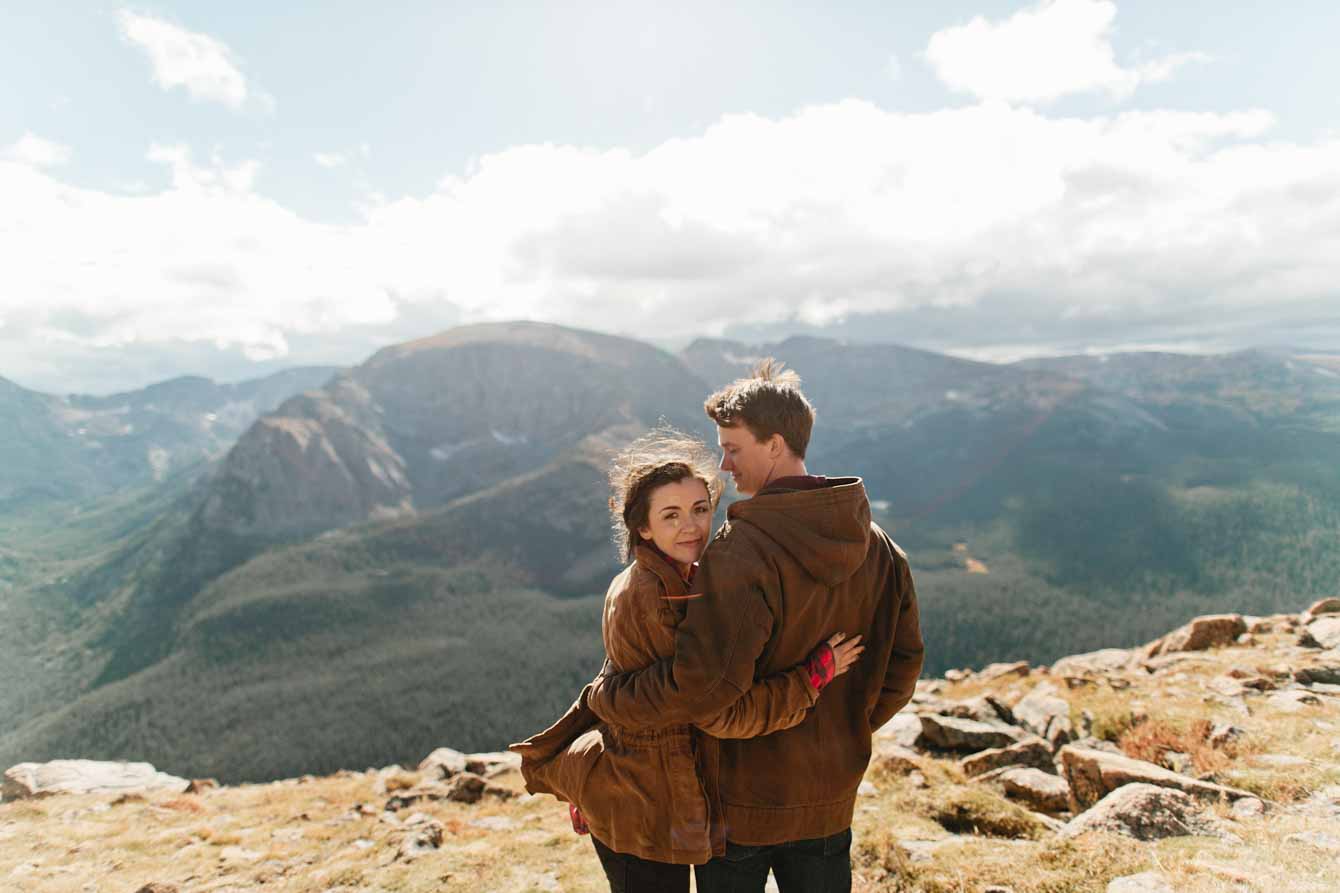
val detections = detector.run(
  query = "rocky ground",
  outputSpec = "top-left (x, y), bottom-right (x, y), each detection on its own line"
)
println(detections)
top-left (4, 601), bottom-right (1340, 892)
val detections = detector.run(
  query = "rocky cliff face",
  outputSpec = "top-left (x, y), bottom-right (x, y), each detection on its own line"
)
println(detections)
top-left (198, 322), bottom-right (709, 540)
top-left (0, 367), bottom-right (339, 507)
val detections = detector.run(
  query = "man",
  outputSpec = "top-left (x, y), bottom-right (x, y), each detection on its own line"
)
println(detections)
top-left (586, 359), bottom-right (925, 891)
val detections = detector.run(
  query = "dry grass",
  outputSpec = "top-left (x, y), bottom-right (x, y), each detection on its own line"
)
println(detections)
top-left (3, 631), bottom-right (1338, 891)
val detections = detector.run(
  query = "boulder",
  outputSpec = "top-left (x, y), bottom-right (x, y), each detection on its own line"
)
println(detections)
top-left (1206, 723), bottom-right (1244, 748)
top-left (1060, 783), bottom-right (1224, 841)
top-left (875, 713), bottom-right (923, 748)
top-left (1294, 662), bottom-right (1340, 686)
top-left (871, 744), bottom-right (924, 776)
top-left (997, 767), bottom-right (1071, 814)
top-left (977, 660), bottom-right (1030, 681)
top-left (2, 760), bottom-right (189, 800)
top-left (1059, 746), bottom-right (1252, 810)
top-left (1303, 598), bottom-right (1340, 622)
top-left (917, 715), bottom-right (1026, 752)
top-left (1267, 689), bottom-right (1321, 712)
top-left (1107, 872), bottom-right (1174, 893)
top-left (1051, 649), bottom-right (1132, 677)
top-left (1011, 683), bottom-right (1073, 748)
top-left (1230, 797), bottom-right (1265, 820)
top-left (1301, 617), bottom-right (1340, 650)
top-left (465, 751), bottom-right (522, 777)
top-left (395, 818), bottom-right (444, 860)
top-left (959, 737), bottom-right (1054, 778)
top-left (941, 695), bottom-right (1014, 724)
top-left (445, 771), bottom-right (516, 803)
top-left (1145, 614), bottom-right (1246, 657)
top-left (418, 747), bottom-right (468, 778)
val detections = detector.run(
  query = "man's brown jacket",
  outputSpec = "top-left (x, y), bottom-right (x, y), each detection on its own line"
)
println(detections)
top-left (586, 477), bottom-right (924, 846)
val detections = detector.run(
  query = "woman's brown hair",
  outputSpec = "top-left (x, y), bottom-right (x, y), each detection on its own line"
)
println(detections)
top-left (609, 427), bottom-right (723, 563)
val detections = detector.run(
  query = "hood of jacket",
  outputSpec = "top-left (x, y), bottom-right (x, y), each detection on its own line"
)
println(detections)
top-left (725, 476), bottom-right (872, 587)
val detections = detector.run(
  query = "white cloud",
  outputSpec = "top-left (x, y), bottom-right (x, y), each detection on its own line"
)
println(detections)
top-left (3, 97), bottom-right (1339, 392)
top-left (116, 10), bottom-right (257, 111)
top-left (4, 133), bottom-right (72, 168)
top-left (314, 152), bottom-right (348, 169)
top-left (925, 0), bottom-right (1208, 104)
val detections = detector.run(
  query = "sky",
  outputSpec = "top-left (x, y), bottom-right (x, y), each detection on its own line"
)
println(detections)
top-left (2, 0), bottom-right (1339, 394)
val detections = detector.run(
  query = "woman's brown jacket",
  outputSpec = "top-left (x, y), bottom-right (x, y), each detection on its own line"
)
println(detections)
top-left (509, 544), bottom-right (819, 864)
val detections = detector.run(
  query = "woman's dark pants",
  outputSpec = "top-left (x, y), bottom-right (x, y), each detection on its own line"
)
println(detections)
top-left (693, 828), bottom-right (853, 893)
top-left (591, 836), bottom-right (689, 893)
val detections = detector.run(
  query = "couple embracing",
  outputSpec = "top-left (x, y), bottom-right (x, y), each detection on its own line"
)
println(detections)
top-left (511, 360), bottom-right (925, 892)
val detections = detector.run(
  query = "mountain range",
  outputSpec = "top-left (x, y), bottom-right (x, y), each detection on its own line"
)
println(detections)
top-left (2, 321), bottom-right (1337, 783)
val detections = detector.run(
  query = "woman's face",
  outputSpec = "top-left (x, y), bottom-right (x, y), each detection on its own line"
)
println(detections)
top-left (638, 477), bottom-right (713, 567)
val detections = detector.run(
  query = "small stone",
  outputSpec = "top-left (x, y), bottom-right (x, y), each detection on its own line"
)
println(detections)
top-left (944, 668), bottom-right (968, 682)
top-left (1207, 723), bottom-right (1244, 748)
top-left (1286, 830), bottom-right (1340, 853)
top-left (907, 770), bottom-right (928, 789)
top-left (134, 885), bottom-right (180, 893)
top-left (1107, 872), bottom-right (1174, 893)
top-left (858, 781), bottom-right (878, 797)
top-left (1267, 690), bottom-right (1321, 712)
top-left (185, 779), bottom-right (218, 794)
top-left (1161, 751), bottom-right (1193, 776)
top-left (872, 744), bottom-right (924, 776)
top-left (982, 886), bottom-right (1016, 893)
top-left (396, 819), bottom-right (444, 860)
top-left (1230, 797), bottom-right (1265, 820)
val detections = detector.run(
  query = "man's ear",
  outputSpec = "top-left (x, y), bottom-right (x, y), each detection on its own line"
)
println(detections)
top-left (769, 433), bottom-right (786, 458)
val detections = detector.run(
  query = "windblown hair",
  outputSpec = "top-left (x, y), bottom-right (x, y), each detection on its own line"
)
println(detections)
top-left (704, 358), bottom-right (815, 459)
top-left (609, 427), bottom-right (722, 564)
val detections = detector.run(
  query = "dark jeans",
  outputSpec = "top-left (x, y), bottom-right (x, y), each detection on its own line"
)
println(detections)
top-left (591, 836), bottom-right (689, 893)
top-left (694, 828), bottom-right (853, 893)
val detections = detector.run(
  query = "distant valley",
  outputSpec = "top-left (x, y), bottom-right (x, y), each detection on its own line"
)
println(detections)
top-left (2, 322), bottom-right (1338, 783)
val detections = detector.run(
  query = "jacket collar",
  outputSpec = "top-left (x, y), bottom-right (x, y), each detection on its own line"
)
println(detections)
top-left (633, 543), bottom-right (690, 597)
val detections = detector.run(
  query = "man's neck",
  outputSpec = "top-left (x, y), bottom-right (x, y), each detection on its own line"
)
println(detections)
top-left (773, 457), bottom-right (807, 480)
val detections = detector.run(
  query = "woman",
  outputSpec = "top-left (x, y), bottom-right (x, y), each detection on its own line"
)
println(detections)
top-left (511, 430), bottom-right (862, 892)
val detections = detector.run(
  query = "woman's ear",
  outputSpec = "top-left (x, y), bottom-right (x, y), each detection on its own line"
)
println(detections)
top-left (637, 525), bottom-right (652, 542)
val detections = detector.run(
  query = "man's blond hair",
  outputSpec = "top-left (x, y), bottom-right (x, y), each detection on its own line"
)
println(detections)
top-left (703, 358), bottom-right (815, 459)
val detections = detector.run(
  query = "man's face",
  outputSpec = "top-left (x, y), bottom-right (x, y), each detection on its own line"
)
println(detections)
top-left (717, 423), bottom-right (775, 497)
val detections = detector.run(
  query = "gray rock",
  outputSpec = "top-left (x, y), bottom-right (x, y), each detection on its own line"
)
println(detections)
top-left (1301, 616), bottom-right (1340, 650)
top-left (1012, 683), bottom-right (1074, 748)
top-left (1303, 598), bottom-right (1340, 622)
top-left (875, 712), bottom-right (923, 748)
top-left (1286, 830), bottom-right (1340, 853)
top-left (1230, 797), bottom-right (1265, 820)
top-left (1059, 746), bottom-right (1252, 810)
top-left (1051, 648), bottom-right (1133, 677)
top-left (2, 760), bottom-right (189, 800)
top-left (959, 737), bottom-right (1055, 778)
top-left (1107, 872), bottom-right (1174, 893)
top-left (998, 767), bottom-right (1071, 814)
top-left (1267, 689), bottom-right (1322, 712)
top-left (942, 695), bottom-right (1015, 724)
top-left (1061, 783), bottom-right (1224, 841)
top-left (1295, 663), bottom-right (1340, 686)
top-left (1207, 722), bottom-right (1245, 748)
top-left (465, 751), bottom-right (522, 777)
top-left (918, 714), bottom-right (1026, 752)
top-left (977, 660), bottom-right (1030, 681)
top-left (418, 747), bottom-right (468, 778)
top-left (1146, 614), bottom-right (1246, 657)
top-left (395, 819), bottom-right (444, 860)
top-left (872, 744), bottom-right (924, 776)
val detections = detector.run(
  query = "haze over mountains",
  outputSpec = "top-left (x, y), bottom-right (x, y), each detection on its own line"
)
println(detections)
top-left (2, 322), bottom-right (1337, 783)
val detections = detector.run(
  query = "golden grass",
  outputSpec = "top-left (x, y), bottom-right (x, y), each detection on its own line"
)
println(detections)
top-left (2, 632), bottom-right (1337, 891)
